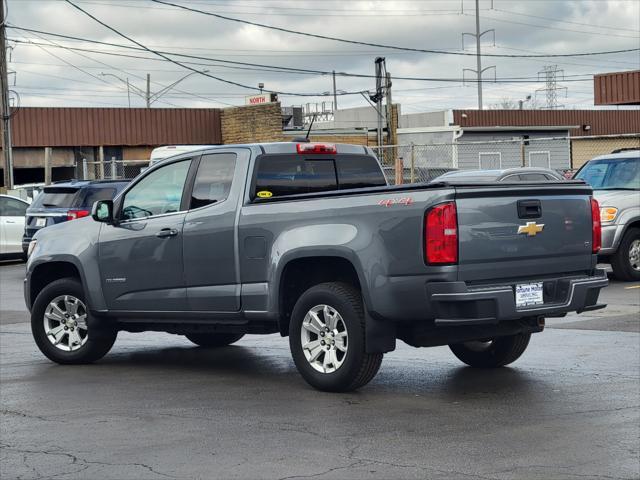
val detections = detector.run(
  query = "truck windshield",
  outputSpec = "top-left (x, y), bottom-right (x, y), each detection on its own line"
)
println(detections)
top-left (575, 157), bottom-right (640, 190)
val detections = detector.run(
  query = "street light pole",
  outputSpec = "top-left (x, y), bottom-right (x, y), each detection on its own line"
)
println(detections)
top-left (332, 70), bottom-right (337, 111)
top-left (146, 73), bottom-right (150, 108)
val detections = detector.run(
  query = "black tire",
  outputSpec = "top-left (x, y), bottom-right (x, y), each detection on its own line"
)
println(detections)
top-left (185, 333), bottom-right (245, 348)
top-left (289, 282), bottom-right (383, 392)
top-left (610, 228), bottom-right (640, 282)
top-left (449, 333), bottom-right (531, 368)
top-left (31, 278), bottom-right (117, 364)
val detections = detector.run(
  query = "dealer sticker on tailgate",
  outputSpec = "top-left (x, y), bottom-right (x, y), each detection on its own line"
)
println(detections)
top-left (515, 282), bottom-right (544, 308)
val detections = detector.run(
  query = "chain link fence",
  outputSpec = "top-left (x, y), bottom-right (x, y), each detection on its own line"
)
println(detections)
top-left (372, 134), bottom-right (639, 185)
top-left (81, 158), bottom-right (149, 181)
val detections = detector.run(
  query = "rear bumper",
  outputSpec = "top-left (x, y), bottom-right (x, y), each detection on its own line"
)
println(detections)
top-left (426, 269), bottom-right (608, 325)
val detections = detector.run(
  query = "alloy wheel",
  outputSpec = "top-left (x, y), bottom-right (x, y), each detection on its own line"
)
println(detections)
top-left (629, 239), bottom-right (640, 272)
top-left (43, 295), bottom-right (89, 352)
top-left (300, 304), bottom-right (348, 374)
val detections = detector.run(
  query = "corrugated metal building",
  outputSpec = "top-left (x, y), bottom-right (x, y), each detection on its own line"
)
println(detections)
top-left (1, 107), bottom-right (222, 185)
top-left (594, 70), bottom-right (640, 106)
top-left (452, 109), bottom-right (640, 136)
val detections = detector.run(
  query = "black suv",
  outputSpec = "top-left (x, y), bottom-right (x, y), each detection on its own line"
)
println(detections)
top-left (22, 180), bottom-right (128, 255)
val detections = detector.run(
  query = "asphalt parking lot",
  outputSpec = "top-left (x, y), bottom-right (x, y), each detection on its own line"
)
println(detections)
top-left (1, 261), bottom-right (638, 480)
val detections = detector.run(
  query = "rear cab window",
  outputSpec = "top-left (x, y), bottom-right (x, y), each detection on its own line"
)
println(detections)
top-left (30, 188), bottom-right (79, 209)
top-left (253, 154), bottom-right (386, 199)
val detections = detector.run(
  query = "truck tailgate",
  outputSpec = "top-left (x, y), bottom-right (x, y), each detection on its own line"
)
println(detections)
top-left (454, 183), bottom-right (595, 282)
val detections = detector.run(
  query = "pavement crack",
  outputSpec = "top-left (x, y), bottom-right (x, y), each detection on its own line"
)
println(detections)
top-left (276, 461), bottom-right (363, 480)
top-left (0, 443), bottom-right (177, 479)
top-left (1, 409), bottom-right (55, 422)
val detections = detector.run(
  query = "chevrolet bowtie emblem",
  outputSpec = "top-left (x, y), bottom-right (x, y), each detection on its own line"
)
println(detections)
top-left (518, 222), bottom-right (545, 236)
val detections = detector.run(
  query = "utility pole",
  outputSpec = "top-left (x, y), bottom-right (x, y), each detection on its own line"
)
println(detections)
top-left (146, 73), bottom-right (151, 108)
top-left (332, 70), bottom-right (338, 111)
top-left (462, 0), bottom-right (495, 110)
top-left (385, 71), bottom-right (393, 146)
top-left (474, 0), bottom-right (482, 109)
top-left (373, 57), bottom-right (385, 147)
top-left (1, 0), bottom-right (14, 189)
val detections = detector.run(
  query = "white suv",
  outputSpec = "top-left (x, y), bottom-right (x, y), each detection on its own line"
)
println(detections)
top-left (575, 149), bottom-right (640, 281)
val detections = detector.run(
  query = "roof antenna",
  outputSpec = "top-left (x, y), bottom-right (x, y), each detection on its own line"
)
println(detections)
top-left (305, 113), bottom-right (317, 141)
top-left (293, 113), bottom-right (317, 143)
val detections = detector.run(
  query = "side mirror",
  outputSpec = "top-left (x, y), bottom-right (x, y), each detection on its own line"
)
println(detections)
top-left (92, 200), bottom-right (114, 224)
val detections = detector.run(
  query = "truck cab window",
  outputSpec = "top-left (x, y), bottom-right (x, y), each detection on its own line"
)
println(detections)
top-left (121, 159), bottom-right (191, 220)
top-left (190, 153), bottom-right (237, 209)
top-left (255, 156), bottom-right (337, 197)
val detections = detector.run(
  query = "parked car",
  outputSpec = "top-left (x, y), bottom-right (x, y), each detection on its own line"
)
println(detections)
top-left (0, 194), bottom-right (29, 260)
top-left (574, 149), bottom-right (640, 281)
top-left (25, 142), bottom-right (607, 392)
top-left (22, 180), bottom-right (129, 256)
top-left (382, 166), bottom-right (457, 184)
top-left (432, 167), bottom-right (565, 183)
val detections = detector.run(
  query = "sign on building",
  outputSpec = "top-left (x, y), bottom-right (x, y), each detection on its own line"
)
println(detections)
top-left (245, 93), bottom-right (278, 105)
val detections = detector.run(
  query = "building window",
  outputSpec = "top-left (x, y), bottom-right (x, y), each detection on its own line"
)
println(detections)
top-left (479, 152), bottom-right (502, 169)
top-left (529, 151), bottom-right (551, 168)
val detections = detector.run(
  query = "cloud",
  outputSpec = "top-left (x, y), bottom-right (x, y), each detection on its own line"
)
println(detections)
top-left (6, 0), bottom-right (640, 111)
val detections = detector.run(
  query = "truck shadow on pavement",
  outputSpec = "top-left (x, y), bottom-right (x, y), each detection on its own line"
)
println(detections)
top-left (73, 341), bottom-right (545, 397)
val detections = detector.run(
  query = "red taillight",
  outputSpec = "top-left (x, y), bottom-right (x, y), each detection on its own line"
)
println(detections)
top-left (296, 143), bottom-right (337, 154)
top-left (590, 198), bottom-right (601, 254)
top-left (425, 202), bottom-right (458, 264)
top-left (67, 209), bottom-right (90, 221)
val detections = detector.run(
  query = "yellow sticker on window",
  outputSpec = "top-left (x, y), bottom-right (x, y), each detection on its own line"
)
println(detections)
top-left (257, 190), bottom-right (273, 198)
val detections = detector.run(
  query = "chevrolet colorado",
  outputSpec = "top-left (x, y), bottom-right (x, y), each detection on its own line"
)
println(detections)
top-left (25, 142), bottom-right (608, 391)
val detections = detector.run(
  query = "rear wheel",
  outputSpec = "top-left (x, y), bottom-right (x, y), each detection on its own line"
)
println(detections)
top-left (289, 282), bottom-right (383, 392)
top-left (611, 228), bottom-right (640, 282)
top-left (449, 333), bottom-right (531, 368)
top-left (185, 333), bottom-right (244, 348)
top-left (31, 278), bottom-right (117, 364)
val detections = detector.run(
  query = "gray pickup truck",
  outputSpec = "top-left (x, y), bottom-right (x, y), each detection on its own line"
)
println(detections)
top-left (25, 142), bottom-right (608, 391)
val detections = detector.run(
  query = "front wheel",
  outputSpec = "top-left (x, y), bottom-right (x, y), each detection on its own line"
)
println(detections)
top-left (289, 282), bottom-right (383, 392)
top-left (611, 228), bottom-right (640, 282)
top-left (449, 333), bottom-right (531, 368)
top-left (31, 278), bottom-right (117, 364)
top-left (185, 333), bottom-right (244, 348)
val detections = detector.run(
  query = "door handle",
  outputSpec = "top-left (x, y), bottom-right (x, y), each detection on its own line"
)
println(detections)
top-left (5, 220), bottom-right (16, 223)
top-left (156, 228), bottom-right (178, 238)
top-left (517, 199), bottom-right (542, 219)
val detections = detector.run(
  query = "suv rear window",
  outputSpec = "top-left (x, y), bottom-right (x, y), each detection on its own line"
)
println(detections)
top-left (31, 188), bottom-right (79, 208)
top-left (80, 187), bottom-right (120, 208)
top-left (254, 154), bottom-right (385, 198)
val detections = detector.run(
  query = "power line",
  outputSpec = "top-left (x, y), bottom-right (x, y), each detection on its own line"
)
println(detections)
top-left (474, 12), bottom-right (640, 39)
top-left (492, 8), bottom-right (640, 33)
top-left (150, 0), bottom-right (640, 58)
top-left (62, 0), bottom-right (368, 97)
top-left (8, 34), bottom-right (600, 84)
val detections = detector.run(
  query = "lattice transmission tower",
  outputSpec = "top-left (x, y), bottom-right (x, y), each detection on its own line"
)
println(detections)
top-left (535, 65), bottom-right (568, 109)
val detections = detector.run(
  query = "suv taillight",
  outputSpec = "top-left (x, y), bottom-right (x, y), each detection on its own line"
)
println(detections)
top-left (590, 198), bottom-right (601, 254)
top-left (67, 209), bottom-right (90, 221)
top-left (425, 201), bottom-right (458, 264)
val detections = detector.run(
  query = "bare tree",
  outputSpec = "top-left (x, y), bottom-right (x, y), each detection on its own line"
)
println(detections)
top-left (489, 96), bottom-right (538, 110)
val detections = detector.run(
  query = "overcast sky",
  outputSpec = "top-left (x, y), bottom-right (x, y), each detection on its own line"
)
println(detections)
top-left (5, 0), bottom-right (640, 113)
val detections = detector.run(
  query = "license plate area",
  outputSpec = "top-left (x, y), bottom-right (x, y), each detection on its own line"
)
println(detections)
top-left (35, 217), bottom-right (47, 227)
top-left (515, 282), bottom-right (544, 308)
